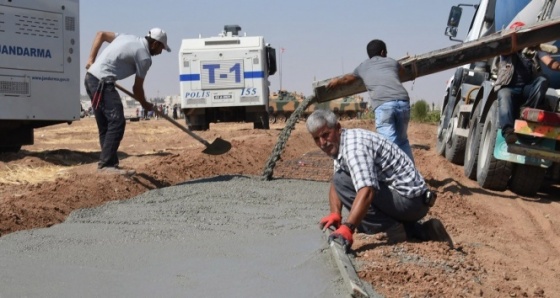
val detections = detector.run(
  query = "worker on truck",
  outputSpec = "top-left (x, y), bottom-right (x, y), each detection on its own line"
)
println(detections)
top-left (496, 22), bottom-right (560, 144)
top-left (84, 28), bottom-right (171, 175)
top-left (306, 109), bottom-right (453, 251)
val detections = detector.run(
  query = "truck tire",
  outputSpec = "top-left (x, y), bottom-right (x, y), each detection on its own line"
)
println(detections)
top-left (269, 114), bottom-right (277, 124)
top-left (277, 113), bottom-right (287, 123)
top-left (464, 103), bottom-right (483, 180)
top-left (436, 102), bottom-right (448, 156)
top-left (445, 102), bottom-right (467, 165)
top-left (476, 101), bottom-right (513, 191)
top-left (509, 164), bottom-right (546, 196)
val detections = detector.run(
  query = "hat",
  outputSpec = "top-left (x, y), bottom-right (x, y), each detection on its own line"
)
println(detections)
top-left (147, 28), bottom-right (171, 52)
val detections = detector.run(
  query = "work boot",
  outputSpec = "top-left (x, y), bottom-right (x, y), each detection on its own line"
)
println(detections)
top-left (422, 218), bottom-right (454, 248)
top-left (385, 223), bottom-right (407, 244)
top-left (97, 166), bottom-right (136, 176)
top-left (503, 128), bottom-right (518, 145)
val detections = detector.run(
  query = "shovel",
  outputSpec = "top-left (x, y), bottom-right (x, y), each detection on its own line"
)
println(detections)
top-left (115, 84), bottom-right (231, 155)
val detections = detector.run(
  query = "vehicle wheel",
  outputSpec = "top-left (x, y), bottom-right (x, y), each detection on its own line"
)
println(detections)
top-left (277, 113), bottom-right (287, 122)
top-left (269, 114), bottom-right (277, 124)
top-left (445, 102), bottom-right (467, 165)
top-left (435, 102), bottom-right (448, 156)
top-left (509, 164), bottom-right (546, 196)
top-left (464, 103), bottom-right (483, 180)
top-left (476, 101), bottom-right (513, 190)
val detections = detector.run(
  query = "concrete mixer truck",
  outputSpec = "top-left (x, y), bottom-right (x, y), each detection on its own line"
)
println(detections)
top-left (312, 0), bottom-right (560, 196)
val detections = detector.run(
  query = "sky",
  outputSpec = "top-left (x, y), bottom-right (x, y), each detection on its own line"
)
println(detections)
top-left (80, 0), bottom-right (477, 106)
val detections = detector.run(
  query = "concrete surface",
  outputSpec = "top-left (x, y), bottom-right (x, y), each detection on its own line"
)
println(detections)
top-left (0, 176), bottom-right (350, 297)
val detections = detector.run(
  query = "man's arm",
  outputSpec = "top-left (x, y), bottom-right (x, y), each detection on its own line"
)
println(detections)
top-left (344, 186), bottom-right (374, 227)
top-left (540, 53), bottom-right (560, 71)
top-left (328, 182), bottom-right (343, 214)
top-left (132, 76), bottom-right (153, 111)
top-left (327, 74), bottom-right (358, 89)
top-left (85, 31), bottom-right (116, 69)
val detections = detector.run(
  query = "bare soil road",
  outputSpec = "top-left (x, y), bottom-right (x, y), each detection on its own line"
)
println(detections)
top-left (1, 117), bottom-right (559, 297)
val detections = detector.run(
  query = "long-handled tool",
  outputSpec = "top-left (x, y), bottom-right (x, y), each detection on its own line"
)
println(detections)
top-left (115, 84), bottom-right (231, 155)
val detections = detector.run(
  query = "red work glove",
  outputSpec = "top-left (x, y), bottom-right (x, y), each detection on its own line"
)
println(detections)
top-left (329, 224), bottom-right (354, 252)
top-left (319, 212), bottom-right (341, 231)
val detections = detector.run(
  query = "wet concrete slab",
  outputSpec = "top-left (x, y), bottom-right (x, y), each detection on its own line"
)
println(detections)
top-left (0, 176), bottom-right (350, 297)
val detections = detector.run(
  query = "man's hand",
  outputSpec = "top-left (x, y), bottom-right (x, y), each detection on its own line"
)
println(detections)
top-left (319, 212), bottom-right (342, 231)
top-left (328, 224), bottom-right (354, 250)
top-left (326, 78), bottom-right (339, 90)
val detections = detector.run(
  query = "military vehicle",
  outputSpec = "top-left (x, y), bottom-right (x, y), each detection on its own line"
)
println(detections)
top-left (268, 91), bottom-right (366, 123)
top-left (310, 95), bottom-right (367, 120)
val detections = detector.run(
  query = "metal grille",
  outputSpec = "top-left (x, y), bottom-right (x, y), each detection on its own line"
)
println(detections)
top-left (14, 13), bottom-right (60, 38)
top-left (65, 16), bottom-right (75, 31)
top-left (240, 96), bottom-right (259, 103)
top-left (205, 40), bottom-right (240, 46)
top-left (201, 60), bottom-right (244, 89)
top-left (187, 98), bottom-right (206, 105)
top-left (0, 80), bottom-right (30, 95)
top-left (0, 12), bottom-right (5, 33)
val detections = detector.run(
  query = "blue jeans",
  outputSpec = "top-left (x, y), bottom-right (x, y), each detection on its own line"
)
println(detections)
top-left (84, 73), bottom-right (126, 168)
top-left (374, 100), bottom-right (414, 162)
top-left (498, 76), bottom-right (548, 133)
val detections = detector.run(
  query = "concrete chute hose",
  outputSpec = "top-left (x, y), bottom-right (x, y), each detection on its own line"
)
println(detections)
top-left (262, 95), bottom-right (317, 180)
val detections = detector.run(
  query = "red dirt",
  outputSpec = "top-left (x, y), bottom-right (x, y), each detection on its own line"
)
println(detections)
top-left (1, 117), bottom-right (559, 297)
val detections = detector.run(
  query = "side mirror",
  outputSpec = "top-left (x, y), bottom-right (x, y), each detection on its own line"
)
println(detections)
top-left (445, 6), bottom-right (463, 38)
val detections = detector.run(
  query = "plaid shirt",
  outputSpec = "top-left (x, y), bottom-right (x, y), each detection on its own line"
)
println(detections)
top-left (334, 128), bottom-right (427, 198)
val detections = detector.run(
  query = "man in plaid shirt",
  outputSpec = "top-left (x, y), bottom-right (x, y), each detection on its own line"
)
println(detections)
top-left (306, 109), bottom-right (452, 251)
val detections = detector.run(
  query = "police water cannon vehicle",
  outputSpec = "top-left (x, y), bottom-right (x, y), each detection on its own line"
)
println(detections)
top-left (178, 25), bottom-right (277, 130)
top-left (0, 0), bottom-right (80, 153)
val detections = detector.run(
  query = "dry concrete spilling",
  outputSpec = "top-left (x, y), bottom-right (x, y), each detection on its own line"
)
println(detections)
top-left (0, 176), bottom-right (380, 297)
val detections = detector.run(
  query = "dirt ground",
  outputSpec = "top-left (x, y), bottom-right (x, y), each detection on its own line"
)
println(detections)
top-left (1, 116), bottom-right (559, 297)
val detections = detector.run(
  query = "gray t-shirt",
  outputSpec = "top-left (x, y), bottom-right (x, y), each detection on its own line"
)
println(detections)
top-left (353, 56), bottom-right (409, 111)
top-left (88, 33), bottom-right (152, 80)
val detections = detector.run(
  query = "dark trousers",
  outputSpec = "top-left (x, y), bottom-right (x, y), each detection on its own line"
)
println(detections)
top-left (84, 73), bottom-right (126, 168)
top-left (498, 75), bottom-right (549, 131)
top-left (333, 170), bottom-right (429, 235)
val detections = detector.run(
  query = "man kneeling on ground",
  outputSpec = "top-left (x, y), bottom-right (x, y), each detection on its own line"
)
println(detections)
top-left (306, 109), bottom-right (453, 251)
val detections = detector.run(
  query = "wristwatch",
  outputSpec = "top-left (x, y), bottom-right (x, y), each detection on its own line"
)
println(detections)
top-left (342, 222), bottom-right (356, 232)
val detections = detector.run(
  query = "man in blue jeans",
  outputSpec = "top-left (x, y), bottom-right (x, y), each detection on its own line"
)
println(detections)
top-left (495, 21), bottom-right (560, 144)
top-left (495, 49), bottom-right (560, 144)
top-left (327, 39), bottom-right (414, 163)
top-left (306, 109), bottom-right (453, 251)
top-left (84, 28), bottom-right (171, 175)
